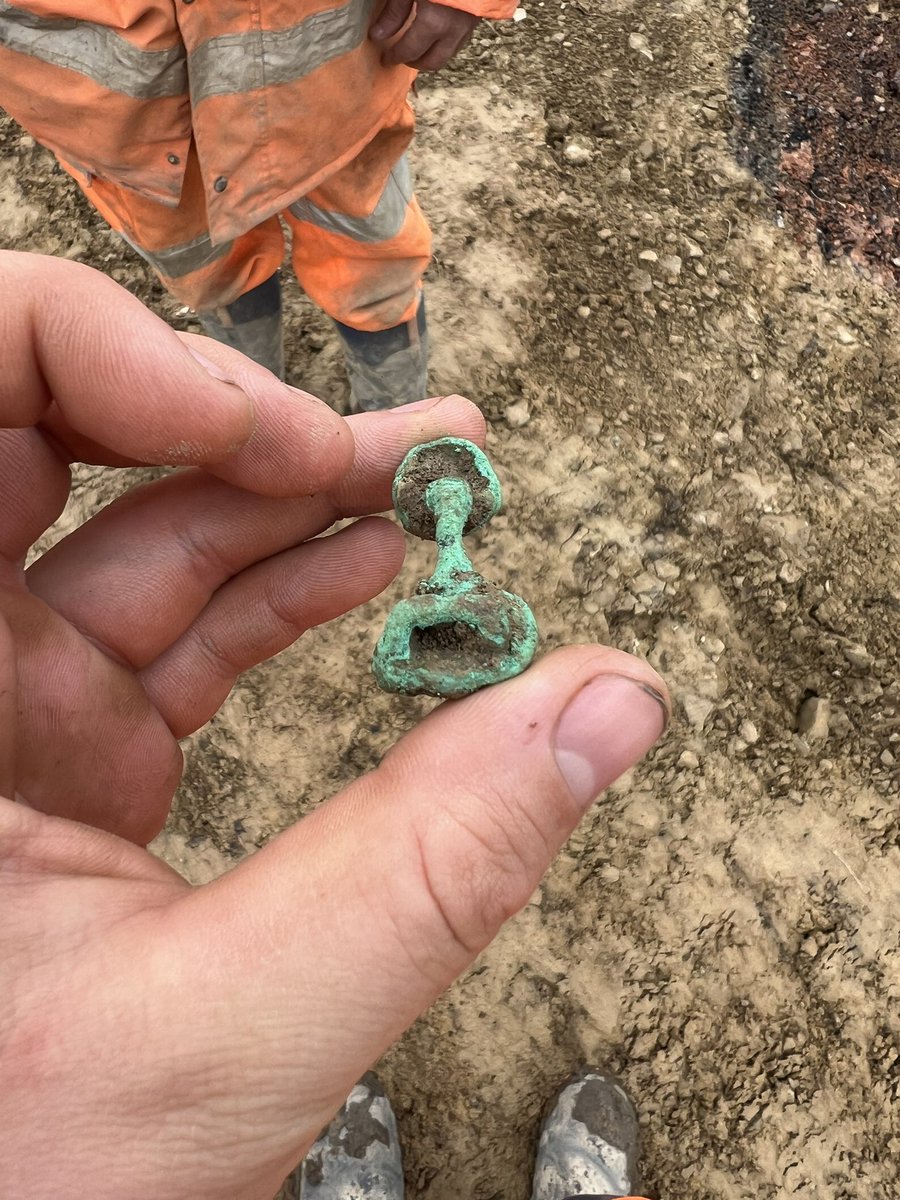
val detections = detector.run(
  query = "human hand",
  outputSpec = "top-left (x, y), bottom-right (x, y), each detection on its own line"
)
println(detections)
top-left (0, 251), bottom-right (484, 843)
top-left (371, 0), bottom-right (480, 70)
top-left (0, 251), bottom-right (669, 1200)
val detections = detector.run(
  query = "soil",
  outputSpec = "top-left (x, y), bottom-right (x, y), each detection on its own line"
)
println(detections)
top-left (1, 0), bottom-right (899, 1196)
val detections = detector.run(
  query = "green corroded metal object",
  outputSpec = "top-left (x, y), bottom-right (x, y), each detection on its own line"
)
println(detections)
top-left (373, 437), bottom-right (538, 699)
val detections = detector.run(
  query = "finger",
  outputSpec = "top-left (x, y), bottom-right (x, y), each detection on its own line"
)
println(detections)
top-left (381, 21), bottom-right (441, 66)
top-left (0, 610), bottom-right (16, 799)
top-left (0, 428), bottom-right (70, 563)
top-left (370, 0), bottom-right (416, 40)
top-left (140, 517), bottom-right (405, 737)
top-left (26, 395), bottom-right (485, 667)
top-left (410, 21), bottom-right (476, 69)
top-left (174, 646), bottom-right (669, 1178)
top-left (407, 35), bottom-right (460, 71)
top-left (0, 252), bottom-right (352, 496)
top-left (175, 334), bottom-right (355, 496)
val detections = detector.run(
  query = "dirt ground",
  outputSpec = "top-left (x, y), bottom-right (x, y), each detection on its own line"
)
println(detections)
top-left (1, 0), bottom-right (899, 1195)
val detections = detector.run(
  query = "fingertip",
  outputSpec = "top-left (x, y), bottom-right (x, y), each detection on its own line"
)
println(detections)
top-left (552, 668), bottom-right (668, 809)
top-left (370, 393), bottom-right (486, 444)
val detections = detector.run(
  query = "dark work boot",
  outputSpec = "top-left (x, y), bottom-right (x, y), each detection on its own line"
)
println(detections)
top-left (293, 1073), bottom-right (404, 1200)
top-left (334, 297), bottom-right (428, 412)
top-left (197, 272), bottom-right (284, 379)
top-left (531, 1070), bottom-right (642, 1200)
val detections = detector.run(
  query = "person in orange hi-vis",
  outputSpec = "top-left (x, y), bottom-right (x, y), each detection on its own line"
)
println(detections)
top-left (0, 0), bottom-right (513, 409)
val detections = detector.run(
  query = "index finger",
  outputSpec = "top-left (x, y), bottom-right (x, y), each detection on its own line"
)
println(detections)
top-left (0, 252), bottom-right (353, 496)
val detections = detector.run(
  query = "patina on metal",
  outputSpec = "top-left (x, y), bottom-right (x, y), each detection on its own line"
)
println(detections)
top-left (373, 437), bottom-right (539, 699)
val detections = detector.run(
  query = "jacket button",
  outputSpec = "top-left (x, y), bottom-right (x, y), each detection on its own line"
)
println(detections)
top-left (167, 153), bottom-right (180, 165)
top-left (214, 176), bottom-right (228, 192)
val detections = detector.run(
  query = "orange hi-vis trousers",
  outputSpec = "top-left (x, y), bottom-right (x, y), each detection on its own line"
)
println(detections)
top-left (70, 103), bottom-right (431, 333)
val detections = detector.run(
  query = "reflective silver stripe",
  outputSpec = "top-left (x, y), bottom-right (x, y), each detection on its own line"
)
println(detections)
top-left (0, 3), bottom-right (186, 98)
top-left (289, 156), bottom-right (412, 244)
top-left (121, 231), bottom-right (233, 279)
top-left (189, 0), bottom-right (374, 103)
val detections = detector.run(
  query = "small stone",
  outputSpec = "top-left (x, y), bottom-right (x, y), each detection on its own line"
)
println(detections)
top-left (654, 559), bottom-right (680, 582)
top-left (489, 83), bottom-right (501, 96)
top-left (631, 269), bottom-right (653, 293)
top-left (678, 750), bottom-right (700, 769)
top-left (798, 696), bottom-right (830, 741)
top-left (684, 237), bottom-right (704, 258)
top-left (835, 325), bottom-right (857, 346)
top-left (682, 693), bottom-right (715, 729)
top-left (778, 561), bottom-right (804, 584)
top-left (701, 636), bottom-right (726, 659)
top-left (638, 249), bottom-right (658, 262)
top-left (631, 571), bottom-right (663, 597)
top-left (800, 936), bottom-right (819, 958)
top-left (843, 643), bottom-right (871, 670)
top-left (504, 400), bottom-right (531, 428)
top-left (881, 749), bottom-right (896, 767)
top-left (660, 254), bottom-right (683, 276)
top-left (628, 31), bottom-right (654, 60)
top-left (564, 139), bottom-right (593, 164)
top-left (599, 864), bottom-right (621, 883)
top-left (513, 5), bottom-right (527, 18)
top-left (598, 228), bottom-right (615, 241)
top-left (563, 343), bottom-right (581, 361)
top-left (577, 304), bottom-right (591, 318)
top-left (740, 719), bottom-right (759, 744)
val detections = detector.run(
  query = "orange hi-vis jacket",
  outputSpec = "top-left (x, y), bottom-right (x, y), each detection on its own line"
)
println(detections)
top-left (0, 0), bottom-right (516, 247)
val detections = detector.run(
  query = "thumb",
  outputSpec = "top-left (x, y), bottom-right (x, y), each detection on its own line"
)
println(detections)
top-left (371, 0), bottom-right (415, 41)
top-left (181, 646), bottom-right (668, 1156)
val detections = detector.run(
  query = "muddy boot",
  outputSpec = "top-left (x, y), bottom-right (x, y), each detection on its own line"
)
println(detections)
top-left (294, 1073), bottom-right (404, 1200)
top-left (531, 1070), bottom-right (642, 1200)
top-left (196, 272), bottom-right (285, 379)
top-left (335, 298), bottom-right (428, 412)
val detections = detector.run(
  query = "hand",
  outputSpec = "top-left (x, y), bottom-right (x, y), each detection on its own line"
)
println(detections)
top-left (0, 251), bottom-right (484, 843)
top-left (371, 0), bottom-right (480, 70)
top-left (0, 251), bottom-right (670, 1200)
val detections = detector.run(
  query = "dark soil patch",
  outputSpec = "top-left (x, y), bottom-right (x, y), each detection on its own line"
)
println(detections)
top-left (734, 0), bottom-right (900, 283)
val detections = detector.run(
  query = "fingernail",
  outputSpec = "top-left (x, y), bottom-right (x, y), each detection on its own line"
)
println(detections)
top-left (554, 674), bottom-right (669, 809)
top-left (188, 347), bottom-right (240, 386)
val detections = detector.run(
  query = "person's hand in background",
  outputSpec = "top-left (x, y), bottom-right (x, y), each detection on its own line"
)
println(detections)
top-left (371, 0), bottom-right (480, 70)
